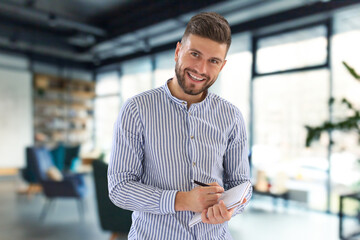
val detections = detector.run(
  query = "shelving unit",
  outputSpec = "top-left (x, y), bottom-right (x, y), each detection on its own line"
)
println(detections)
top-left (33, 73), bottom-right (95, 146)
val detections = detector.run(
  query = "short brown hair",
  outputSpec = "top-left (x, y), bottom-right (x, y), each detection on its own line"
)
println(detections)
top-left (182, 12), bottom-right (231, 51)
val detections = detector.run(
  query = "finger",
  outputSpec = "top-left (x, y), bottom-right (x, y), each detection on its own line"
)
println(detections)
top-left (219, 201), bottom-right (229, 219)
top-left (219, 201), bottom-right (233, 221)
top-left (207, 206), bottom-right (214, 220)
top-left (212, 204), bottom-right (223, 221)
top-left (202, 186), bottom-right (224, 194)
top-left (205, 193), bottom-right (222, 202)
top-left (209, 204), bottom-right (228, 224)
top-left (242, 198), bottom-right (247, 204)
top-left (208, 183), bottom-right (224, 193)
top-left (208, 182), bottom-right (220, 187)
top-left (201, 209), bottom-right (210, 223)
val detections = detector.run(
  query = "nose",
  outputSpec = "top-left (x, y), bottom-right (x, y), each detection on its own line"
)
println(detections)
top-left (195, 59), bottom-right (207, 75)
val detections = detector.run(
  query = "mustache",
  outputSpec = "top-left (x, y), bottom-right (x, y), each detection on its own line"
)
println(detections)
top-left (185, 68), bottom-right (210, 81)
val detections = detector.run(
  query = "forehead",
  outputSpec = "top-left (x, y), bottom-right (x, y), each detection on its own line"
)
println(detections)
top-left (182, 34), bottom-right (228, 60)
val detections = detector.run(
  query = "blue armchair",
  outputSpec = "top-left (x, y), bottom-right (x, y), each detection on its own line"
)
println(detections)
top-left (26, 147), bottom-right (87, 221)
top-left (21, 152), bottom-right (42, 197)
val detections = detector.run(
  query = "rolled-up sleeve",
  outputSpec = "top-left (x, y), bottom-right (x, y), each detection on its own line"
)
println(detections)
top-left (108, 98), bottom-right (177, 215)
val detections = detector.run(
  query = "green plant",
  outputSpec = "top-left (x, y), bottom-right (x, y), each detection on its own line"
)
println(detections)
top-left (305, 62), bottom-right (360, 216)
top-left (305, 62), bottom-right (360, 147)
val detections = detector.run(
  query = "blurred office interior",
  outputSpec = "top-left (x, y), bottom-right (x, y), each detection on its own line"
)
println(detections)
top-left (0, 0), bottom-right (360, 239)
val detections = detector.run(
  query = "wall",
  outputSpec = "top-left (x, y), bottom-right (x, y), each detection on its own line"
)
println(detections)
top-left (0, 52), bottom-right (32, 168)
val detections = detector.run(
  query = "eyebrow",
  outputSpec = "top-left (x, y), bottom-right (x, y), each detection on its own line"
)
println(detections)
top-left (189, 48), bottom-right (224, 63)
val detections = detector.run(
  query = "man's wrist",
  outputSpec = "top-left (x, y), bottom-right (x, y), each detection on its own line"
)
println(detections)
top-left (175, 191), bottom-right (189, 211)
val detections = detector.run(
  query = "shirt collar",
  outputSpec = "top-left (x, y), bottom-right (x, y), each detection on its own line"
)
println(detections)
top-left (163, 78), bottom-right (211, 110)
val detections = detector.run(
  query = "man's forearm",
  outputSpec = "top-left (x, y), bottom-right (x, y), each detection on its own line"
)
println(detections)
top-left (175, 191), bottom-right (190, 211)
top-left (174, 184), bottom-right (224, 213)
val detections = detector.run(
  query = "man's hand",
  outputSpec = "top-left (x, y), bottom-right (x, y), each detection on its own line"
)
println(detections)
top-left (201, 197), bottom-right (247, 225)
top-left (175, 182), bottom-right (224, 213)
top-left (201, 200), bottom-right (234, 224)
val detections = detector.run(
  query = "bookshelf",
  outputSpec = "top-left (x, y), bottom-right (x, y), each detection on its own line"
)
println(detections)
top-left (33, 73), bottom-right (95, 146)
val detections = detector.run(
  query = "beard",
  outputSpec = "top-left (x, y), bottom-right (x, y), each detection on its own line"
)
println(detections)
top-left (175, 61), bottom-right (217, 96)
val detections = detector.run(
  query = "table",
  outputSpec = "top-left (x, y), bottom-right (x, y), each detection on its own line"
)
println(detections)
top-left (339, 192), bottom-right (360, 240)
top-left (253, 189), bottom-right (289, 209)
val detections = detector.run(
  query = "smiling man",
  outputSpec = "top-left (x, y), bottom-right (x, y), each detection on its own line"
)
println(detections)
top-left (170, 34), bottom-right (227, 105)
top-left (108, 12), bottom-right (252, 240)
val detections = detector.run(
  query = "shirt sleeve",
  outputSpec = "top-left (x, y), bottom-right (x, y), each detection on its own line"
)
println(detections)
top-left (108, 98), bottom-right (177, 215)
top-left (223, 108), bottom-right (252, 216)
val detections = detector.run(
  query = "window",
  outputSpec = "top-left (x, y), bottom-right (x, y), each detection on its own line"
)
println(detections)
top-left (95, 71), bottom-right (121, 162)
top-left (329, 6), bottom-right (360, 214)
top-left (96, 72), bottom-right (121, 96)
top-left (154, 50), bottom-right (174, 88)
top-left (252, 23), bottom-right (331, 211)
top-left (94, 96), bottom-right (120, 162)
top-left (121, 57), bottom-right (152, 101)
top-left (253, 70), bottom-right (330, 211)
top-left (211, 33), bottom-right (252, 131)
top-left (256, 25), bottom-right (327, 74)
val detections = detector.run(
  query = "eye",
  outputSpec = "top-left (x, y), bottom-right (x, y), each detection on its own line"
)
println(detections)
top-left (210, 59), bottom-right (220, 65)
top-left (191, 52), bottom-right (199, 57)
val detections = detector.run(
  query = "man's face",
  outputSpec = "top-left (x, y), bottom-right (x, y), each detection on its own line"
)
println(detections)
top-left (174, 34), bottom-right (227, 96)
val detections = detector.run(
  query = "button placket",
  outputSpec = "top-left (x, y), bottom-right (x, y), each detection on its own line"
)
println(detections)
top-left (187, 109), bottom-right (196, 170)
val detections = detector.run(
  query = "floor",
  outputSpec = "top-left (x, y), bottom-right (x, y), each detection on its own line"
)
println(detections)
top-left (0, 174), bottom-right (359, 240)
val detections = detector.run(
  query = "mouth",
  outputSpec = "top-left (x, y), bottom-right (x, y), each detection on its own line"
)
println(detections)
top-left (187, 71), bottom-right (206, 82)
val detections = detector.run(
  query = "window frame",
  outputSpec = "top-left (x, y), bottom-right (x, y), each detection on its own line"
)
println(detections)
top-left (249, 19), bottom-right (334, 212)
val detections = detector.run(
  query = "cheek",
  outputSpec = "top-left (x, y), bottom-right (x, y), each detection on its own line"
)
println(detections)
top-left (208, 67), bottom-right (222, 77)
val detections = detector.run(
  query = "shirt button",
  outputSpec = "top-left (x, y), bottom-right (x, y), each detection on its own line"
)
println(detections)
top-left (189, 112), bottom-right (192, 116)
top-left (190, 136), bottom-right (194, 139)
top-left (193, 162), bottom-right (196, 166)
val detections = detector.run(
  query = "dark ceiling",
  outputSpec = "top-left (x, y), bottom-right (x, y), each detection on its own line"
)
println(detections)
top-left (0, 0), bottom-right (359, 70)
top-left (0, 0), bottom-right (227, 68)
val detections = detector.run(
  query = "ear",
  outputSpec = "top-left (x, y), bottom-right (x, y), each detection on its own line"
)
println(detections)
top-left (174, 42), bottom-right (181, 62)
top-left (220, 59), bottom-right (227, 71)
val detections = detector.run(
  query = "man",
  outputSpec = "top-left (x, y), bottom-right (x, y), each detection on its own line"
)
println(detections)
top-left (108, 12), bottom-right (252, 239)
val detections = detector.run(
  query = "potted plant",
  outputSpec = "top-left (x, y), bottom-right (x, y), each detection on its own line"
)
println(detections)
top-left (305, 62), bottom-right (360, 222)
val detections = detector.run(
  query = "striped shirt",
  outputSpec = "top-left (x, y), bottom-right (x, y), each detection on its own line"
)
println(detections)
top-left (108, 79), bottom-right (252, 240)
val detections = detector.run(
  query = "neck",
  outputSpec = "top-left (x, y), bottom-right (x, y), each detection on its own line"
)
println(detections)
top-left (168, 78), bottom-right (206, 108)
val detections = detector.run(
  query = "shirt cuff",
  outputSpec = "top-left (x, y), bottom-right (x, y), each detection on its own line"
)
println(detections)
top-left (159, 190), bottom-right (178, 214)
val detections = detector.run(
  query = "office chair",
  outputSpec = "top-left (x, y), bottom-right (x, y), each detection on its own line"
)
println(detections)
top-left (26, 146), bottom-right (87, 221)
top-left (21, 154), bottom-right (42, 197)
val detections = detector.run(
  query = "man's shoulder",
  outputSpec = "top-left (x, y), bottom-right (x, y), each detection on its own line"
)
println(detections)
top-left (208, 93), bottom-right (241, 114)
top-left (121, 86), bottom-right (168, 115)
top-left (127, 86), bottom-right (165, 104)
top-left (207, 93), bottom-right (246, 130)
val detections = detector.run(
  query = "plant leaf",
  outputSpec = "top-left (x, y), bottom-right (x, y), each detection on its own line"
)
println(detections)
top-left (342, 98), bottom-right (353, 109)
top-left (343, 61), bottom-right (360, 80)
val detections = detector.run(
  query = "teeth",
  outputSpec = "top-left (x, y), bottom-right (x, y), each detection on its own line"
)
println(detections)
top-left (188, 72), bottom-right (204, 81)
